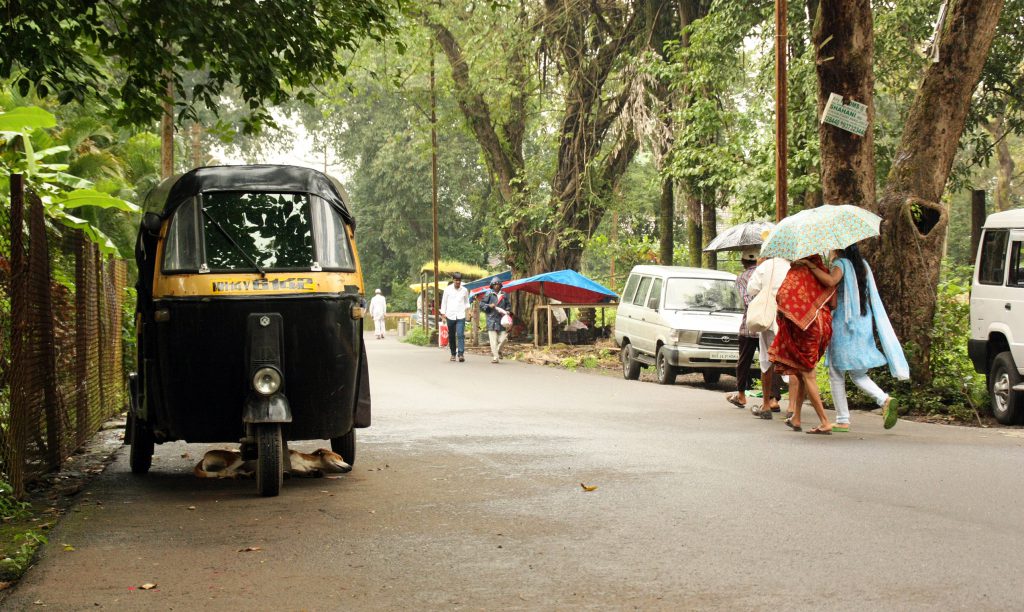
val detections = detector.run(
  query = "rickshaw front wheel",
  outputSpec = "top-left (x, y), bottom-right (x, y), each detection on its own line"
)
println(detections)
top-left (128, 413), bottom-right (154, 475)
top-left (256, 424), bottom-right (284, 497)
top-left (331, 429), bottom-right (356, 467)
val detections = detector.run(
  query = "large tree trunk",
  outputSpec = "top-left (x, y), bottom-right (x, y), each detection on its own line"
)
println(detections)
top-left (658, 178), bottom-right (674, 264)
top-left (985, 113), bottom-right (1016, 212)
top-left (873, 0), bottom-right (1005, 381)
top-left (701, 192), bottom-right (716, 269)
top-left (432, 1), bottom-right (657, 278)
top-left (686, 193), bottom-right (702, 267)
top-left (813, 0), bottom-right (875, 209)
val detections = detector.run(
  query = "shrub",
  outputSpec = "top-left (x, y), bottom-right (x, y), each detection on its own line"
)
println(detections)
top-left (403, 326), bottom-right (431, 347)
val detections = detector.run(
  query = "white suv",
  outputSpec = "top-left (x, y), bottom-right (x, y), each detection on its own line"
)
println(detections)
top-left (969, 209), bottom-right (1024, 424)
top-left (614, 265), bottom-right (749, 386)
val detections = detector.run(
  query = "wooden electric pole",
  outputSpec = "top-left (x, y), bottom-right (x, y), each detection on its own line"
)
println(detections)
top-left (775, 0), bottom-right (788, 222)
top-left (430, 42), bottom-right (441, 331)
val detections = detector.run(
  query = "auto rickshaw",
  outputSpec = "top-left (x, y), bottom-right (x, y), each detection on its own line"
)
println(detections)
top-left (129, 165), bottom-right (371, 496)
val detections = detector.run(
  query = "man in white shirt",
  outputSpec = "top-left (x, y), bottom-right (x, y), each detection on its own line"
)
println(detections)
top-left (369, 288), bottom-right (387, 339)
top-left (440, 272), bottom-right (471, 362)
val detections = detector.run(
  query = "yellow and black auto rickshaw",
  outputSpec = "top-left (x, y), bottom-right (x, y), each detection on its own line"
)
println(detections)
top-left (129, 165), bottom-right (371, 496)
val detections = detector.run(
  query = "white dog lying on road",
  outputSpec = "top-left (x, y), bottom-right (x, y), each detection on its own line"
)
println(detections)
top-left (193, 447), bottom-right (351, 479)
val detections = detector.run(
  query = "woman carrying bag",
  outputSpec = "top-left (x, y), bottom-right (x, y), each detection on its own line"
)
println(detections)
top-left (795, 244), bottom-right (909, 431)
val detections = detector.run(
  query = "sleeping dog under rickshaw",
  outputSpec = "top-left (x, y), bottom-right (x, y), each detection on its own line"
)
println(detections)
top-left (129, 165), bottom-right (371, 496)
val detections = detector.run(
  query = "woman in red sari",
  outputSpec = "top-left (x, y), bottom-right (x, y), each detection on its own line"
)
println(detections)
top-left (768, 254), bottom-right (837, 434)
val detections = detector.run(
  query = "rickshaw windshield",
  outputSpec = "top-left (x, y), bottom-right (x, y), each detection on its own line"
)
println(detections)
top-left (161, 191), bottom-right (356, 273)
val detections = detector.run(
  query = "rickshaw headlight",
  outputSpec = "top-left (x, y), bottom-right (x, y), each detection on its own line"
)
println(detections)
top-left (253, 367), bottom-right (282, 396)
top-left (351, 305), bottom-right (366, 319)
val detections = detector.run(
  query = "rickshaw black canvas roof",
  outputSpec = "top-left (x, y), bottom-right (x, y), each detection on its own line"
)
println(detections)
top-left (146, 165), bottom-right (354, 226)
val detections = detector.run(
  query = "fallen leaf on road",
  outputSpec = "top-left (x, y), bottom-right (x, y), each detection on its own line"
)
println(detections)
top-left (63, 544), bottom-right (75, 551)
top-left (580, 483), bottom-right (598, 492)
top-left (187, 506), bottom-right (196, 511)
top-left (0, 582), bottom-right (11, 591)
top-left (140, 583), bottom-right (157, 590)
top-left (238, 546), bottom-right (261, 553)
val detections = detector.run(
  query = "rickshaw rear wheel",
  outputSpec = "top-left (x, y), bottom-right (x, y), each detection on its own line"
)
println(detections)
top-left (128, 413), bottom-right (154, 475)
top-left (331, 429), bottom-right (356, 466)
top-left (256, 424), bottom-right (284, 497)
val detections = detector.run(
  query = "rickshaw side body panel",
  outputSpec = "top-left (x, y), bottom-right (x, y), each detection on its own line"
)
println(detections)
top-left (134, 165), bottom-right (370, 446)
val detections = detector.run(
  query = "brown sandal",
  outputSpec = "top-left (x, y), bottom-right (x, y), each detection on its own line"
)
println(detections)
top-left (806, 426), bottom-right (832, 435)
top-left (784, 418), bottom-right (802, 432)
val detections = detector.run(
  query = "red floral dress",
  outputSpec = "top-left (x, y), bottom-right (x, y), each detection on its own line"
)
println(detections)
top-left (768, 256), bottom-right (836, 373)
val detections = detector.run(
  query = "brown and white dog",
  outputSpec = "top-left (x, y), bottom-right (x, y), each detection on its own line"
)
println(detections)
top-left (193, 447), bottom-right (351, 479)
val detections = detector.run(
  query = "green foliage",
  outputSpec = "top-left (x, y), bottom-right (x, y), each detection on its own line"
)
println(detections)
top-left (0, 103), bottom-right (142, 256)
top-left (0, 482), bottom-right (31, 521)
top-left (581, 355), bottom-right (599, 369)
top-left (2, 0), bottom-right (398, 130)
top-left (1, 530), bottom-right (47, 574)
top-left (122, 287), bottom-right (138, 374)
top-left (559, 356), bottom-right (581, 370)
top-left (403, 326), bottom-right (432, 347)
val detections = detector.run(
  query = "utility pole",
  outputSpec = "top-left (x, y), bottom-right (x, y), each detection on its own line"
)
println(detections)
top-left (774, 0), bottom-right (788, 222)
top-left (430, 42), bottom-right (441, 332)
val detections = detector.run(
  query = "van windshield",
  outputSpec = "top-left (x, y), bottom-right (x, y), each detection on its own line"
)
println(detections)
top-left (663, 277), bottom-right (741, 312)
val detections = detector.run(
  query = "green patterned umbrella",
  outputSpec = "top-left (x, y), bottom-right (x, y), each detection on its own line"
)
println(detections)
top-left (759, 204), bottom-right (881, 261)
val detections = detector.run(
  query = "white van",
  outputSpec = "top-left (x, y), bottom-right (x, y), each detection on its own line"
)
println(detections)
top-left (969, 208), bottom-right (1024, 424)
top-left (614, 265), bottom-right (749, 386)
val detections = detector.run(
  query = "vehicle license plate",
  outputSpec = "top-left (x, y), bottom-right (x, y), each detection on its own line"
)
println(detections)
top-left (710, 351), bottom-right (738, 361)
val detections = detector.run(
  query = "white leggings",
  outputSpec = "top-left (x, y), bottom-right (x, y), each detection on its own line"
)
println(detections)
top-left (828, 363), bottom-right (888, 425)
top-left (374, 317), bottom-right (385, 337)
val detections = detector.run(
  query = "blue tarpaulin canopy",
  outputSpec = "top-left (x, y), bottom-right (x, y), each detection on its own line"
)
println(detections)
top-left (499, 270), bottom-right (617, 304)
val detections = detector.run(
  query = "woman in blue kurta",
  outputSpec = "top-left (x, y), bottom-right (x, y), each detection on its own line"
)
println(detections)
top-left (796, 244), bottom-right (909, 431)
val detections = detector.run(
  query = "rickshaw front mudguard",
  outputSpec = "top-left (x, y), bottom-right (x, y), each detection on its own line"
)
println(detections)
top-left (243, 393), bottom-right (293, 424)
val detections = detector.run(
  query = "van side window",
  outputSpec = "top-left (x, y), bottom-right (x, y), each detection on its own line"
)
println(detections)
top-left (621, 274), bottom-right (640, 303)
top-left (634, 276), bottom-right (652, 305)
top-left (979, 229), bottom-right (1009, 285)
top-left (646, 278), bottom-right (662, 310)
top-left (1009, 242), bottom-right (1024, 287)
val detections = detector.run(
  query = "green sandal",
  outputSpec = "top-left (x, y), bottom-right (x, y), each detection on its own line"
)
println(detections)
top-left (883, 398), bottom-right (898, 429)
top-left (831, 423), bottom-right (850, 433)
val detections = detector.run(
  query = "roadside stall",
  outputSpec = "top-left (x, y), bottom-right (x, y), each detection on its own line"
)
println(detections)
top-left (494, 269), bottom-right (618, 347)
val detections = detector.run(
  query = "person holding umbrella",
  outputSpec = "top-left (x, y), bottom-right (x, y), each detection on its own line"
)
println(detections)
top-left (760, 205), bottom-right (883, 434)
top-left (793, 243), bottom-right (909, 431)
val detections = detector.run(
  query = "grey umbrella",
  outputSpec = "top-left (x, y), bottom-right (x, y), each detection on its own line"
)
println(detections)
top-left (703, 221), bottom-right (776, 252)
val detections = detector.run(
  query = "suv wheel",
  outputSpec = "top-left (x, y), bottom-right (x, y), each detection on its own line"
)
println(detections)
top-left (989, 351), bottom-right (1023, 424)
top-left (655, 346), bottom-right (677, 385)
top-left (702, 371), bottom-right (721, 385)
top-left (621, 341), bottom-right (641, 380)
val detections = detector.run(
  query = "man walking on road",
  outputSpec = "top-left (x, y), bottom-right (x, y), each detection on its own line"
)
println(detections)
top-left (440, 272), bottom-right (471, 362)
top-left (480, 279), bottom-right (512, 363)
top-left (727, 249), bottom-right (759, 408)
top-left (369, 288), bottom-right (387, 339)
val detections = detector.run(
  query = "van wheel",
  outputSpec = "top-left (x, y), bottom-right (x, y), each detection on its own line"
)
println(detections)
top-left (702, 371), bottom-right (721, 385)
top-left (256, 424), bottom-right (284, 497)
top-left (655, 347), bottom-right (677, 385)
top-left (989, 352), bottom-right (1022, 424)
top-left (621, 342), bottom-right (641, 380)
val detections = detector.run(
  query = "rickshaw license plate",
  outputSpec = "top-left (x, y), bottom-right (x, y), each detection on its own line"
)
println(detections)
top-left (710, 351), bottom-right (738, 361)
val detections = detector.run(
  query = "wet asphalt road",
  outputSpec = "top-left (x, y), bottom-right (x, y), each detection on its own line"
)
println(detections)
top-left (5, 334), bottom-right (1024, 611)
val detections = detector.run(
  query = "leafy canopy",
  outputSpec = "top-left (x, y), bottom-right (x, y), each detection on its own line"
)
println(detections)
top-left (1, 0), bottom-right (399, 129)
